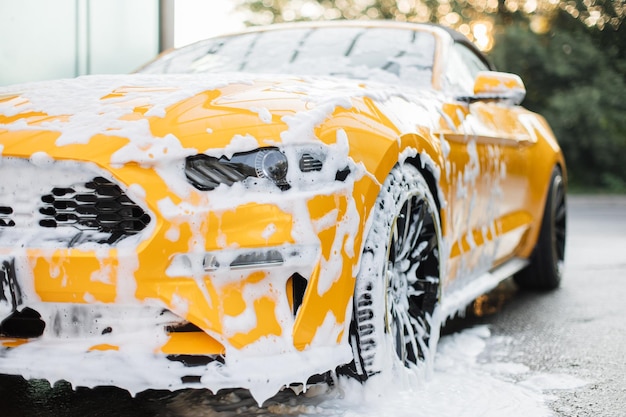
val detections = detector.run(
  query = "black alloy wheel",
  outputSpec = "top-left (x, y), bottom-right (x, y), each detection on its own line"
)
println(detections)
top-left (350, 164), bottom-right (442, 378)
top-left (515, 167), bottom-right (567, 290)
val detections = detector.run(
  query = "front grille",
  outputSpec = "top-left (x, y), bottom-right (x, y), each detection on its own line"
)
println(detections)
top-left (37, 176), bottom-right (150, 244)
top-left (0, 158), bottom-right (151, 247)
top-left (0, 206), bottom-right (15, 227)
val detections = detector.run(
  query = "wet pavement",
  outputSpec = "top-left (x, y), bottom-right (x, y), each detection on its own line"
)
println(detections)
top-left (481, 195), bottom-right (626, 417)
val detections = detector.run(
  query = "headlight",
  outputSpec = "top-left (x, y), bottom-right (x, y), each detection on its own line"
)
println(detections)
top-left (184, 147), bottom-right (348, 192)
top-left (186, 147), bottom-right (310, 191)
top-left (254, 149), bottom-right (288, 184)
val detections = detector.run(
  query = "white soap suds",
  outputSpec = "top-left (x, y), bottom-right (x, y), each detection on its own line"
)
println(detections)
top-left (159, 325), bottom-right (585, 416)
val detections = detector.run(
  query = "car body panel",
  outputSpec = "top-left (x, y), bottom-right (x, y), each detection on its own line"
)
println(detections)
top-left (0, 21), bottom-right (565, 402)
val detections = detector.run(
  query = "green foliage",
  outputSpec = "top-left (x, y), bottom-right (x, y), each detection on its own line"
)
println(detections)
top-left (235, 0), bottom-right (500, 25)
top-left (236, 0), bottom-right (626, 29)
top-left (490, 12), bottom-right (626, 189)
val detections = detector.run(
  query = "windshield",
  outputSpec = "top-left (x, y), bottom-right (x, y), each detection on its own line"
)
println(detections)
top-left (140, 26), bottom-right (436, 87)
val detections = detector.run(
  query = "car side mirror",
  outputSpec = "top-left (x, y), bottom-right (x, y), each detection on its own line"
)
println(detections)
top-left (470, 71), bottom-right (526, 105)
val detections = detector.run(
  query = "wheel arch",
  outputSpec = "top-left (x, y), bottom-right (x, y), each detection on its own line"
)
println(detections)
top-left (403, 154), bottom-right (443, 213)
top-left (341, 127), bottom-right (447, 228)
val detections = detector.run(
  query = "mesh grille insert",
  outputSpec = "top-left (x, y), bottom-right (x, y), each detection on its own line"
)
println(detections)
top-left (38, 176), bottom-right (150, 244)
top-left (0, 206), bottom-right (15, 227)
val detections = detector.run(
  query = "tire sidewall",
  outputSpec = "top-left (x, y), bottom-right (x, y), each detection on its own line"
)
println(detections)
top-left (543, 169), bottom-right (566, 286)
top-left (514, 166), bottom-right (566, 290)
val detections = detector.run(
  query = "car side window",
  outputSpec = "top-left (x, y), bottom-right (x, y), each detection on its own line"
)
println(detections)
top-left (443, 42), bottom-right (490, 96)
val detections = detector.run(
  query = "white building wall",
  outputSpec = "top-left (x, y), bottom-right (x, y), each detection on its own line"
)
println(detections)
top-left (0, 0), bottom-right (160, 86)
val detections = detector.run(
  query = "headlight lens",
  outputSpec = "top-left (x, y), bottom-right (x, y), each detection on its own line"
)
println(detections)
top-left (184, 147), bottom-right (341, 192)
top-left (185, 147), bottom-right (292, 191)
top-left (254, 149), bottom-right (288, 184)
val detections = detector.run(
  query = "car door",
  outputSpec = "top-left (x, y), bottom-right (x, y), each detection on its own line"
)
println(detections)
top-left (437, 41), bottom-right (534, 285)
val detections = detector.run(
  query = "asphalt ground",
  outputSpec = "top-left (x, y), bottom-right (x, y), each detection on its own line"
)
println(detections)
top-left (455, 195), bottom-right (626, 417)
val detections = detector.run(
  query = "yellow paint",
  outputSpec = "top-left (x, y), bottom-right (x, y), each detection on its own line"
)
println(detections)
top-left (0, 338), bottom-right (29, 348)
top-left (31, 249), bottom-right (118, 303)
top-left (159, 332), bottom-right (225, 355)
top-left (221, 271), bottom-right (266, 317)
top-left (473, 71), bottom-right (525, 96)
top-left (228, 296), bottom-right (282, 348)
top-left (220, 204), bottom-right (295, 247)
top-left (0, 22), bottom-right (565, 363)
top-left (89, 344), bottom-right (120, 352)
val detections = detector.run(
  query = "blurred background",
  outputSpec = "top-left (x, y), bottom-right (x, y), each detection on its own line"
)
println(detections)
top-left (1, 0), bottom-right (624, 191)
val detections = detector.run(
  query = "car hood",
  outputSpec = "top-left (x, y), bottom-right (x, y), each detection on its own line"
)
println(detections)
top-left (0, 73), bottom-right (414, 168)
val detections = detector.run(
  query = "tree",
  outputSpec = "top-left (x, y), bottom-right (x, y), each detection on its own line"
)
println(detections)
top-left (236, 0), bottom-right (625, 50)
top-left (490, 10), bottom-right (626, 190)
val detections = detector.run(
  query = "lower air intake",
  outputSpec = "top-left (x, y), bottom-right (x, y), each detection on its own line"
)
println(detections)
top-left (38, 176), bottom-right (151, 244)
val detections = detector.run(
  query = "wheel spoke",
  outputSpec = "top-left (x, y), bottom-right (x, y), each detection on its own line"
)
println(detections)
top-left (411, 232), bottom-right (436, 264)
top-left (390, 308), bottom-right (406, 362)
top-left (390, 222), bottom-right (399, 264)
top-left (399, 307), bottom-right (420, 363)
top-left (407, 208), bottom-right (425, 258)
top-left (553, 182), bottom-right (566, 263)
top-left (555, 203), bottom-right (566, 223)
top-left (385, 192), bottom-right (439, 367)
top-left (556, 235), bottom-right (566, 259)
top-left (555, 182), bottom-right (565, 206)
top-left (407, 287), bottom-right (425, 297)
top-left (396, 198), bottom-right (417, 261)
top-left (400, 197), bottom-right (412, 250)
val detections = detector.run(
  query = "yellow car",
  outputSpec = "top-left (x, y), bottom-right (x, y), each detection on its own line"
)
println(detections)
top-left (0, 21), bottom-right (566, 402)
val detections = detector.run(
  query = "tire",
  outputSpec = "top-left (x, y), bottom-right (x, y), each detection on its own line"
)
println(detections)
top-left (514, 167), bottom-right (567, 290)
top-left (349, 164), bottom-right (442, 378)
